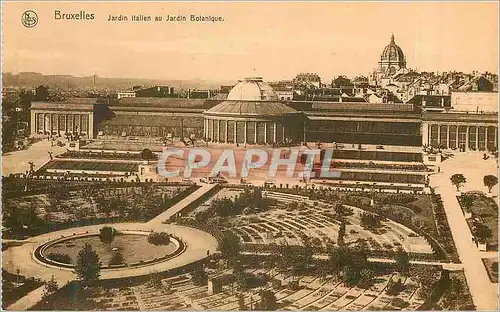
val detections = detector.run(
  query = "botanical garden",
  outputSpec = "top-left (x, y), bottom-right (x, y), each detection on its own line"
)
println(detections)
top-left (1, 174), bottom-right (478, 311)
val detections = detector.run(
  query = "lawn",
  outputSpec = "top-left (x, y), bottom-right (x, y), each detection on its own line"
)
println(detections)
top-left (481, 258), bottom-right (498, 283)
top-left (325, 192), bottom-right (436, 236)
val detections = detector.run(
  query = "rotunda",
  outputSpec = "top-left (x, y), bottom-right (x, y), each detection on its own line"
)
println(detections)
top-left (203, 77), bottom-right (304, 144)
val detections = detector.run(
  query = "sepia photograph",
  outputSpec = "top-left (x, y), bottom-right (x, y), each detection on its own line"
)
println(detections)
top-left (1, 1), bottom-right (498, 311)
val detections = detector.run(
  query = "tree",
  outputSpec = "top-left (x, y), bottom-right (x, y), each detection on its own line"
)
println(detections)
top-left (74, 243), bottom-right (101, 286)
top-left (191, 266), bottom-right (208, 286)
top-left (334, 203), bottom-right (353, 217)
top-left (237, 293), bottom-right (246, 310)
top-left (2, 117), bottom-right (17, 148)
top-left (386, 277), bottom-right (405, 295)
top-left (99, 226), bottom-right (116, 244)
top-left (47, 253), bottom-right (72, 264)
top-left (459, 195), bottom-right (474, 213)
top-left (141, 148), bottom-right (155, 160)
top-left (328, 245), bottom-right (351, 273)
top-left (149, 272), bottom-right (163, 288)
top-left (35, 85), bottom-right (50, 101)
top-left (411, 265), bottom-right (439, 298)
top-left (341, 265), bottom-right (359, 286)
top-left (483, 175), bottom-right (498, 193)
top-left (3, 203), bottom-right (47, 235)
top-left (360, 213), bottom-right (382, 229)
top-left (257, 290), bottom-right (278, 310)
top-left (219, 232), bottom-right (241, 263)
top-left (473, 222), bottom-right (492, 243)
top-left (337, 220), bottom-right (346, 246)
top-left (18, 90), bottom-right (33, 125)
top-left (394, 248), bottom-right (410, 275)
top-left (450, 174), bottom-right (466, 191)
top-left (276, 244), bottom-right (314, 280)
top-left (358, 269), bottom-right (375, 289)
top-left (233, 265), bottom-right (251, 290)
top-left (212, 198), bottom-right (234, 217)
top-left (42, 275), bottom-right (59, 300)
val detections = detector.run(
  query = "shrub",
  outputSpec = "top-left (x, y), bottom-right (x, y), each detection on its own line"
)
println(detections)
top-left (491, 261), bottom-right (498, 274)
top-left (191, 266), bottom-right (208, 286)
top-left (360, 213), bottom-right (382, 229)
top-left (288, 280), bottom-right (300, 290)
top-left (47, 253), bottom-right (72, 264)
top-left (391, 298), bottom-right (409, 309)
top-left (334, 203), bottom-right (354, 217)
top-left (472, 222), bottom-right (492, 243)
top-left (147, 232), bottom-right (171, 245)
top-left (109, 251), bottom-right (124, 266)
top-left (99, 227), bottom-right (117, 244)
top-left (386, 278), bottom-right (405, 295)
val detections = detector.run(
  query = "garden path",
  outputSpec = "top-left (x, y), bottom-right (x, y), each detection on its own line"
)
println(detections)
top-left (147, 183), bottom-right (218, 225)
top-left (2, 140), bottom-right (66, 176)
top-left (3, 223), bottom-right (217, 310)
top-left (430, 152), bottom-right (498, 310)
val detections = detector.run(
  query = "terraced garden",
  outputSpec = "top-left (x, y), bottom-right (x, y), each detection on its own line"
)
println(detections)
top-left (185, 188), bottom-right (433, 256)
top-left (33, 265), bottom-right (441, 311)
top-left (29, 185), bottom-right (472, 311)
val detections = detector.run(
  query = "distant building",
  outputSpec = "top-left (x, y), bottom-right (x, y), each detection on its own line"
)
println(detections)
top-left (28, 36), bottom-right (498, 155)
top-left (188, 89), bottom-right (212, 99)
top-left (117, 91), bottom-right (136, 100)
top-left (451, 91), bottom-right (498, 113)
top-left (457, 75), bottom-right (494, 92)
top-left (407, 95), bottom-right (451, 111)
top-left (135, 86), bottom-right (174, 97)
top-left (372, 35), bottom-right (411, 87)
top-left (274, 89), bottom-right (294, 101)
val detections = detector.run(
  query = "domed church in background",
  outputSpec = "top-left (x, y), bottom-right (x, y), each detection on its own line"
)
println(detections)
top-left (371, 34), bottom-right (411, 86)
top-left (379, 34), bottom-right (407, 76)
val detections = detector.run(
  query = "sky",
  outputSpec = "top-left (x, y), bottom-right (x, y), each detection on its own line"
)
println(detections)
top-left (2, 1), bottom-right (498, 82)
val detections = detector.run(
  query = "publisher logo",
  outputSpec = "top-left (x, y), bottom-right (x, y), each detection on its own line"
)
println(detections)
top-left (22, 10), bottom-right (38, 28)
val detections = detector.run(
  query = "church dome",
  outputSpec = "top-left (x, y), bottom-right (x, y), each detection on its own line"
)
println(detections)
top-left (380, 35), bottom-right (405, 63)
top-left (227, 77), bottom-right (278, 101)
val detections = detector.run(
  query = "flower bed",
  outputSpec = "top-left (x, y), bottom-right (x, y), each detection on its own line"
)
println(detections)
top-left (481, 258), bottom-right (498, 283)
top-left (3, 181), bottom-right (198, 239)
top-left (330, 161), bottom-right (429, 172)
top-left (458, 192), bottom-right (498, 251)
top-left (56, 150), bottom-right (158, 161)
top-left (34, 231), bottom-right (184, 270)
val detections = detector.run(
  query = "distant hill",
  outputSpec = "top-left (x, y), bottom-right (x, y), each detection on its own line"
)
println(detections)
top-left (2, 72), bottom-right (235, 91)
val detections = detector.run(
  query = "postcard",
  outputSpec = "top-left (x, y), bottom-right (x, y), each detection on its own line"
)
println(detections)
top-left (1, 1), bottom-right (498, 311)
